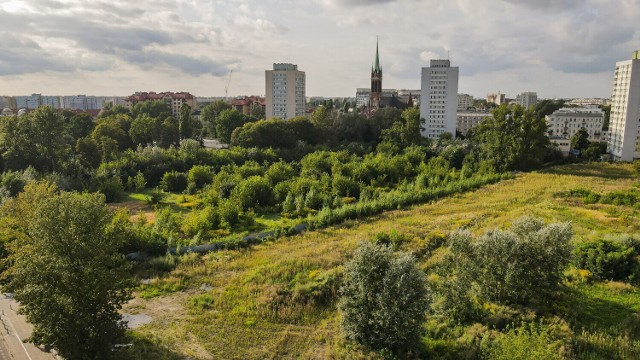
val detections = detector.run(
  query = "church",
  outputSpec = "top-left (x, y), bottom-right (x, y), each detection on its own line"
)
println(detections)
top-left (357, 39), bottom-right (418, 115)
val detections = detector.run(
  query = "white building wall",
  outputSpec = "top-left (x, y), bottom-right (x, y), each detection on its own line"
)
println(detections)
top-left (608, 52), bottom-right (640, 161)
top-left (420, 60), bottom-right (459, 139)
top-left (546, 107), bottom-right (605, 141)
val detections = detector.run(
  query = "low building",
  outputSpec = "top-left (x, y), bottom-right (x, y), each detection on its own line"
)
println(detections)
top-left (456, 111), bottom-right (493, 136)
top-left (550, 136), bottom-right (571, 155)
top-left (231, 96), bottom-right (266, 116)
top-left (486, 92), bottom-right (506, 105)
top-left (545, 107), bottom-right (605, 141)
top-left (124, 91), bottom-right (196, 118)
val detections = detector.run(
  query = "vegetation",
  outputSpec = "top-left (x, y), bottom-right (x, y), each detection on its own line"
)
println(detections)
top-left (339, 241), bottom-right (429, 354)
top-left (2, 183), bottom-right (132, 359)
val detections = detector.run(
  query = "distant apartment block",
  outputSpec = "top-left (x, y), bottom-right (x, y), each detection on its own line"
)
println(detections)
top-left (0, 96), bottom-right (16, 109)
top-left (608, 51), bottom-right (640, 161)
top-left (265, 63), bottom-right (306, 120)
top-left (457, 93), bottom-right (474, 110)
top-left (231, 96), bottom-right (266, 116)
top-left (456, 111), bottom-right (493, 136)
top-left (546, 107), bottom-right (605, 142)
top-left (420, 59), bottom-right (459, 139)
top-left (486, 92), bottom-right (505, 105)
top-left (15, 94), bottom-right (59, 109)
top-left (125, 92), bottom-right (196, 118)
top-left (515, 92), bottom-right (538, 109)
top-left (567, 98), bottom-right (610, 107)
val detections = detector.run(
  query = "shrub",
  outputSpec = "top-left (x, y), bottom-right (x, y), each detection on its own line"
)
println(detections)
top-left (96, 176), bottom-right (124, 203)
top-left (339, 241), bottom-right (429, 353)
top-left (181, 206), bottom-right (220, 237)
top-left (188, 165), bottom-right (214, 189)
top-left (231, 176), bottom-right (274, 210)
top-left (573, 238), bottom-right (639, 282)
top-left (218, 198), bottom-right (241, 228)
top-left (161, 171), bottom-right (188, 192)
top-left (145, 187), bottom-right (166, 205)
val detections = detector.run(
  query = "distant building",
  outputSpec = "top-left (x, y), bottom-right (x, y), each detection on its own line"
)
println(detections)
top-left (515, 92), bottom-right (538, 109)
top-left (265, 63), bottom-right (306, 120)
top-left (420, 59), bottom-right (459, 139)
top-left (486, 92), bottom-right (505, 105)
top-left (231, 96), bottom-right (266, 116)
top-left (457, 93), bottom-right (474, 111)
top-left (124, 91), bottom-right (196, 118)
top-left (550, 136), bottom-right (571, 155)
top-left (608, 50), bottom-right (640, 161)
top-left (456, 111), bottom-right (492, 136)
top-left (370, 39), bottom-right (383, 110)
top-left (546, 107), bottom-right (605, 142)
top-left (356, 88), bottom-right (371, 108)
top-left (0, 96), bottom-right (16, 109)
top-left (15, 94), bottom-right (46, 109)
top-left (397, 89), bottom-right (420, 107)
top-left (1, 108), bottom-right (14, 116)
top-left (567, 98), bottom-right (610, 107)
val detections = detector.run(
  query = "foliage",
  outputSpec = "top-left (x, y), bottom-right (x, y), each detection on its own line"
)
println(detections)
top-left (161, 171), bottom-right (188, 193)
top-left (4, 190), bottom-right (133, 359)
top-left (573, 238), bottom-right (640, 282)
top-left (231, 176), bottom-right (274, 210)
top-left (216, 109), bottom-right (248, 143)
top-left (481, 321), bottom-right (568, 360)
top-left (339, 241), bottom-right (429, 353)
top-left (188, 165), bottom-right (214, 189)
top-left (571, 127), bottom-right (590, 151)
top-left (473, 104), bottom-right (554, 171)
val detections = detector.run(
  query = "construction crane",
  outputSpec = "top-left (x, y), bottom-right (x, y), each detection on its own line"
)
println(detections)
top-left (224, 70), bottom-right (233, 98)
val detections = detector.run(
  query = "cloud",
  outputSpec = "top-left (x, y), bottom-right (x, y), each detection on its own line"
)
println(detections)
top-left (318, 0), bottom-right (396, 8)
top-left (121, 50), bottom-right (236, 76)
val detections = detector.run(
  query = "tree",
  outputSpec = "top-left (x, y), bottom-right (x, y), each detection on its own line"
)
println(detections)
top-left (216, 109), bottom-right (247, 143)
top-left (473, 104), bottom-right (552, 171)
top-left (129, 114), bottom-right (162, 146)
top-left (131, 100), bottom-right (171, 120)
top-left (76, 136), bottom-right (102, 169)
top-left (339, 241), bottom-right (429, 353)
top-left (3, 187), bottom-right (132, 359)
top-left (179, 104), bottom-right (194, 139)
top-left (0, 106), bottom-right (68, 172)
top-left (201, 100), bottom-right (232, 137)
top-left (571, 127), bottom-right (590, 151)
top-left (64, 113), bottom-right (95, 141)
top-left (380, 107), bottom-right (425, 149)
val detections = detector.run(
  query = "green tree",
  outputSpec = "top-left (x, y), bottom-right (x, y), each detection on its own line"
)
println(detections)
top-left (201, 100), bottom-right (232, 137)
top-left (65, 113), bottom-right (95, 141)
top-left (131, 100), bottom-right (172, 120)
top-left (0, 106), bottom-right (68, 172)
top-left (339, 241), bottom-right (429, 353)
top-left (4, 188), bottom-right (132, 359)
top-left (129, 114), bottom-right (162, 146)
top-left (216, 109), bottom-right (247, 143)
top-left (571, 127), bottom-right (590, 151)
top-left (75, 136), bottom-right (102, 169)
top-left (160, 116), bottom-right (180, 148)
top-left (179, 104), bottom-right (194, 139)
top-left (380, 107), bottom-right (425, 149)
top-left (473, 104), bottom-right (552, 171)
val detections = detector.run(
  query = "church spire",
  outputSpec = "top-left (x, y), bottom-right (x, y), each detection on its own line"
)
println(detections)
top-left (373, 36), bottom-right (381, 73)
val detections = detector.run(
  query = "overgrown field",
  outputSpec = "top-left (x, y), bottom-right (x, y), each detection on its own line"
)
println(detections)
top-left (121, 162), bottom-right (640, 359)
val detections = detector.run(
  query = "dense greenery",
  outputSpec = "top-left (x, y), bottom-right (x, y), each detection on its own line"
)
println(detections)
top-left (573, 238), bottom-right (640, 282)
top-left (2, 183), bottom-right (132, 359)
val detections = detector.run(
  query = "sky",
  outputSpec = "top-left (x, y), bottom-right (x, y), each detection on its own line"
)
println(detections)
top-left (0, 0), bottom-right (638, 99)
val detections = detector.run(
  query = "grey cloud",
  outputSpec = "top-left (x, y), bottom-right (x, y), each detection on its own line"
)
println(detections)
top-left (321, 0), bottom-right (396, 7)
top-left (0, 35), bottom-right (74, 75)
top-left (121, 50), bottom-right (235, 77)
top-left (500, 0), bottom-right (585, 11)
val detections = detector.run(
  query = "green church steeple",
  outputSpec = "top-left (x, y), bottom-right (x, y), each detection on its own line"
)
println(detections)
top-left (373, 37), bottom-right (382, 74)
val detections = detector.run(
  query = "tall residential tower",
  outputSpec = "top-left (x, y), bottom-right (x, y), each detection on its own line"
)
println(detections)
top-left (420, 59), bottom-right (459, 139)
top-left (608, 51), bottom-right (640, 161)
top-left (265, 63), bottom-right (306, 120)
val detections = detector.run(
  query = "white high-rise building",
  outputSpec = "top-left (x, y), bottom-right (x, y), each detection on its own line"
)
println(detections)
top-left (420, 59), bottom-right (459, 139)
top-left (515, 92), bottom-right (538, 109)
top-left (265, 63), bottom-right (306, 120)
top-left (608, 51), bottom-right (640, 161)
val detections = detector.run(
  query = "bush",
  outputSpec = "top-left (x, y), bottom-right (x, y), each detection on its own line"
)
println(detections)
top-left (573, 238), bottom-right (639, 282)
top-left (145, 187), bottom-right (166, 205)
top-left (218, 198), bottom-right (241, 228)
top-left (188, 165), bottom-right (214, 189)
top-left (181, 206), bottom-right (220, 237)
top-left (96, 176), bottom-right (124, 203)
top-left (339, 241), bottom-right (429, 353)
top-left (231, 176), bottom-right (274, 210)
top-left (161, 171), bottom-right (188, 192)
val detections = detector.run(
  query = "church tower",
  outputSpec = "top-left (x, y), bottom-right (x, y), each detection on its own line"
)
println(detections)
top-left (370, 38), bottom-right (382, 109)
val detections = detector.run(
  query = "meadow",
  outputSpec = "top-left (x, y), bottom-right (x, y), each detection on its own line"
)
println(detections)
top-left (120, 162), bottom-right (640, 359)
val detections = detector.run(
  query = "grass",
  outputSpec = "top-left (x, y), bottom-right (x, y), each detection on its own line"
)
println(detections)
top-left (124, 162), bottom-right (640, 359)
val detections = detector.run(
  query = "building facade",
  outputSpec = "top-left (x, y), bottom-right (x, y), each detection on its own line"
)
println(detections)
top-left (515, 92), bottom-right (538, 109)
top-left (370, 39), bottom-right (382, 110)
top-left (608, 51), bottom-right (640, 161)
top-left (265, 63), bottom-right (306, 120)
top-left (456, 111), bottom-right (492, 136)
top-left (457, 93), bottom-right (474, 110)
top-left (124, 92), bottom-right (196, 118)
top-left (486, 92), bottom-right (506, 105)
top-left (420, 59), bottom-right (459, 139)
top-left (546, 107), bottom-right (605, 141)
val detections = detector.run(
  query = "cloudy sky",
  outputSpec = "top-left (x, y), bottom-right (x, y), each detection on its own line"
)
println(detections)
top-left (0, 0), bottom-right (638, 98)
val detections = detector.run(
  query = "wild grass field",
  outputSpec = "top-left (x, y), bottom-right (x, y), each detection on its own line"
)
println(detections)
top-left (121, 162), bottom-right (640, 359)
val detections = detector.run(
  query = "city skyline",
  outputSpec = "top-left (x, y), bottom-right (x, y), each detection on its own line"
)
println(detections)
top-left (0, 0), bottom-right (638, 98)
